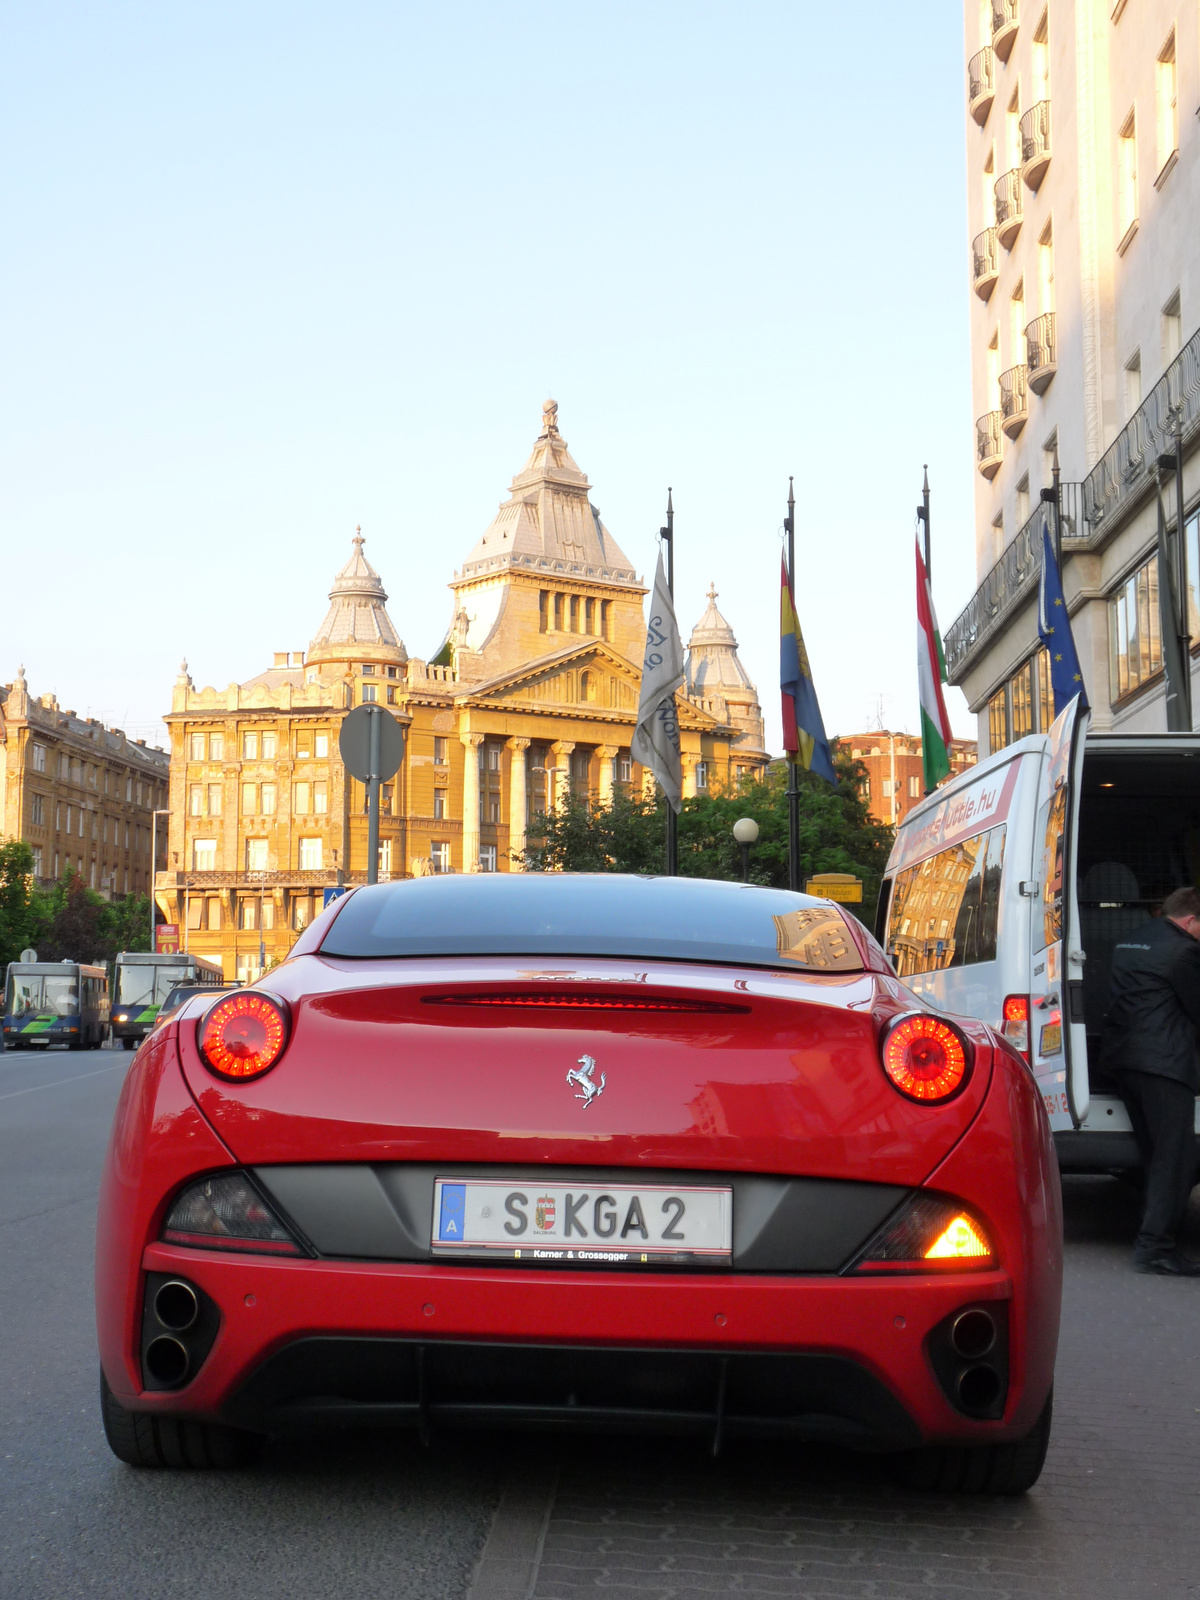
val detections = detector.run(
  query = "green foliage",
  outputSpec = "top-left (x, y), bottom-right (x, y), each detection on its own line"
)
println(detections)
top-left (106, 893), bottom-right (154, 955)
top-left (0, 842), bottom-right (160, 968)
top-left (517, 754), bottom-right (894, 923)
top-left (0, 839), bottom-right (42, 968)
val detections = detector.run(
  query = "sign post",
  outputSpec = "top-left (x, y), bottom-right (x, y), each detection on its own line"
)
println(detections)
top-left (338, 705), bottom-right (406, 886)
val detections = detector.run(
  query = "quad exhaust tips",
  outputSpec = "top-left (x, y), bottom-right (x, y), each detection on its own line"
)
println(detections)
top-left (153, 1280), bottom-right (200, 1332)
top-left (145, 1335), bottom-right (190, 1386)
top-left (141, 1273), bottom-right (217, 1392)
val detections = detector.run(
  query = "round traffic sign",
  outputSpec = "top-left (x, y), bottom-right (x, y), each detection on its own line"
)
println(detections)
top-left (338, 704), bottom-right (405, 782)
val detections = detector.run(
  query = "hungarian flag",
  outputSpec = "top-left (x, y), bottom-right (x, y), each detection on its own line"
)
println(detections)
top-left (916, 539), bottom-right (952, 792)
top-left (780, 556), bottom-right (837, 785)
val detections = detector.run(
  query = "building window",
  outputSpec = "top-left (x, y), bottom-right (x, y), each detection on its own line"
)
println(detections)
top-left (539, 591), bottom-right (549, 632)
top-left (695, 761), bottom-right (708, 790)
top-left (298, 838), bottom-right (323, 870)
top-left (1036, 648), bottom-right (1053, 731)
top-left (489, 797), bottom-right (501, 823)
top-left (1109, 554), bottom-right (1163, 702)
top-left (1118, 111), bottom-right (1138, 242)
top-left (1156, 32), bottom-right (1177, 177)
top-left (209, 734), bottom-right (224, 761)
top-left (314, 733), bottom-right (329, 758)
top-left (295, 782), bottom-right (311, 814)
top-left (246, 838), bottom-right (269, 871)
top-left (361, 683), bottom-right (377, 702)
top-left (314, 781), bottom-right (327, 815)
top-left (125, 777), bottom-right (132, 801)
top-left (434, 737), bottom-right (448, 766)
top-left (1162, 291), bottom-right (1182, 367)
top-left (30, 793), bottom-right (44, 825)
top-left (362, 663), bottom-right (375, 675)
top-left (292, 897), bottom-right (311, 930)
top-left (261, 782), bottom-right (277, 815)
top-left (909, 775), bottom-right (920, 798)
top-left (1011, 660), bottom-right (1034, 740)
top-left (192, 839), bottom-right (216, 870)
top-left (479, 844), bottom-right (497, 873)
top-left (32, 743), bottom-right (46, 773)
top-left (553, 594), bottom-right (565, 630)
top-left (570, 595), bottom-right (580, 631)
top-left (585, 598), bottom-right (595, 633)
top-left (618, 753), bottom-right (631, 783)
top-left (240, 897), bottom-right (258, 930)
top-left (207, 898), bottom-right (221, 931)
top-left (187, 897), bottom-right (204, 930)
top-left (601, 600), bottom-right (611, 639)
top-left (190, 734), bottom-right (205, 760)
top-left (242, 733), bottom-right (259, 759)
top-left (881, 779), bottom-right (893, 799)
top-left (207, 783), bottom-right (222, 816)
top-left (431, 842), bottom-right (450, 874)
top-left (236, 953), bottom-right (261, 985)
top-left (487, 744), bottom-right (501, 771)
top-left (381, 784), bottom-right (393, 816)
top-left (1124, 351), bottom-right (1142, 420)
top-left (65, 805), bottom-right (72, 835)
top-left (242, 783), bottom-right (257, 814)
top-left (386, 685), bottom-right (396, 704)
top-left (433, 792), bottom-right (445, 820)
top-left (262, 732), bottom-right (277, 759)
top-left (988, 687), bottom-right (1009, 753)
top-left (31, 847), bottom-right (42, 875)
top-left (261, 898), bottom-right (275, 929)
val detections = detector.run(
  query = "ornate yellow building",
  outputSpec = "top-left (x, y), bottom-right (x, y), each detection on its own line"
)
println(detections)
top-left (157, 403), bottom-right (767, 979)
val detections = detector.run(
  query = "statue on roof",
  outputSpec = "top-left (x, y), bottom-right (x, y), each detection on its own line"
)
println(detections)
top-left (541, 398), bottom-right (560, 437)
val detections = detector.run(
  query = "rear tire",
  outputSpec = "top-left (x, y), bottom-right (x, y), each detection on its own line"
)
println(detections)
top-left (100, 1371), bottom-right (264, 1469)
top-left (893, 1390), bottom-right (1052, 1495)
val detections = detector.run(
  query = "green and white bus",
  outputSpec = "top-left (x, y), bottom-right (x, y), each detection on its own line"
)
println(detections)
top-left (111, 952), bottom-right (224, 1049)
top-left (3, 961), bottom-right (110, 1051)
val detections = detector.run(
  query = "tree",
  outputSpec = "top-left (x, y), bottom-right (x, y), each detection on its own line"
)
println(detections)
top-left (518, 754), bottom-right (894, 924)
top-left (107, 893), bottom-right (154, 956)
top-left (35, 871), bottom-right (113, 964)
top-left (0, 839), bottom-right (41, 968)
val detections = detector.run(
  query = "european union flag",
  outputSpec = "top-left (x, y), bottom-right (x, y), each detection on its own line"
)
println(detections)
top-left (438, 1183), bottom-right (466, 1241)
top-left (1038, 514), bottom-right (1089, 714)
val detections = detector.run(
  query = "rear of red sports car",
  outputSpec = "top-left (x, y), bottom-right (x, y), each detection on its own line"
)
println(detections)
top-left (96, 875), bottom-right (1062, 1489)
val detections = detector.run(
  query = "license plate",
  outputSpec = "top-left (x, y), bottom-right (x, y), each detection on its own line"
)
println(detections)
top-left (1039, 1021), bottom-right (1062, 1057)
top-left (432, 1178), bottom-right (733, 1265)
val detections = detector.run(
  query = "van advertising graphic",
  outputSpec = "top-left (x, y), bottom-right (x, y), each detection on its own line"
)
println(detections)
top-left (889, 757), bottom-right (1023, 875)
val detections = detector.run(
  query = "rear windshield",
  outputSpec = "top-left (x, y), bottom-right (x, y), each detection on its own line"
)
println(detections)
top-left (317, 875), bottom-right (864, 973)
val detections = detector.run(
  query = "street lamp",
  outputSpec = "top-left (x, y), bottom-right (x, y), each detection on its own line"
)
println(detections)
top-left (149, 809), bottom-right (171, 951)
top-left (732, 817), bottom-right (759, 883)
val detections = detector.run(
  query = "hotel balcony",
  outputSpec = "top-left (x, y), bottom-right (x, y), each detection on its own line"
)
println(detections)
top-left (1020, 100), bottom-right (1051, 189)
top-left (968, 47), bottom-right (995, 124)
top-left (1026, 312), bottom-right (1056, 394)
top-left (994, 169), bottom-right (1023, 249)
top-left (999, 365), bottom-right (1028, 437)
top-left (977, 410), bottom-right (1004, 479)
top-left (991, 0), bottom-right (1018, 62)
top-left (972, 227), bottom-right (999, 299)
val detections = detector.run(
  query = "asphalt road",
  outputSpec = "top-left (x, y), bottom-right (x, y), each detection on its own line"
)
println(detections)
top-left (2, 1042), bottom-right (1199, 1600)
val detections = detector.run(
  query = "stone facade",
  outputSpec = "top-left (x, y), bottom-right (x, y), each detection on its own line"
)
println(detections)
top-left (832, 732), bottom-right (978, 828)
top-left (158, 405), bottom-right (769, 979)
top-left (0, 667), bottom-right (170, 896)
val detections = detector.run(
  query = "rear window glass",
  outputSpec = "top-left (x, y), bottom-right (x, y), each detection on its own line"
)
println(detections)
top-left (318, 875), bottom-right (864, 973)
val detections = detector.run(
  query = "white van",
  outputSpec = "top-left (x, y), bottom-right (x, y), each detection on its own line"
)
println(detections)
top-left (876, 697), bottom-right (1200, 1171)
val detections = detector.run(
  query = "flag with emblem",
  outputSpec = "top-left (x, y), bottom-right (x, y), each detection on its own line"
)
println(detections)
top-left (631, 546), bottom-right (686, 813)
top-left (780, 556), bottom-right (837, 785)
top-left (1037, 513), bottom-right (1089, 714)
top-left (916, 538), bottom-right (952, 791)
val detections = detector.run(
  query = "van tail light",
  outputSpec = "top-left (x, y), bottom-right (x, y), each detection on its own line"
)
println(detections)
top-left (849, 1192), bottom-right (996, 1274)
top-left (199, 992), bottom-right (289, 1081)
top-left (161, 1172), bottom-right (305, 1256)
top-left (880, 1013), bottom-right (971, 1103)
top-left (1002, 994), bottom-right (1031, 1061)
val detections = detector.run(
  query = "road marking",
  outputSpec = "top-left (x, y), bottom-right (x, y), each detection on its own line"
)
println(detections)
top-left (0, 1064), bottom-right (124, 1102)
top-left (466, 1459), bottom-right (559, 1600)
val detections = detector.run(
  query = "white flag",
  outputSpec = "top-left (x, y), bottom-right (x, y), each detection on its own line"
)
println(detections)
top-left (631, 548), bottom-right (685, 814)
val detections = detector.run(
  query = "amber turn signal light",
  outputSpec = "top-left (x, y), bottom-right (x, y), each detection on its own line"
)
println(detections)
top-left (199, 992), bottom-right (289, 1081)
top-left (881, 1013), bottom-right (970, 1103)
top-left (850, 1192), bottom-right (996, 1273)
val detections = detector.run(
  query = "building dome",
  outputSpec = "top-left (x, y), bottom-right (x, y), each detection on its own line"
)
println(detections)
top-left (306, 531), bottom-right (408, 668)
top-left (685, 585), bottom-right (766, 756)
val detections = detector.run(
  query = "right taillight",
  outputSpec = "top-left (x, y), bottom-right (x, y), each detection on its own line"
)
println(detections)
top-left (880, 1013), bottom-right (971, 1103)
top-left (1001, 993), bottom-right (1031, 1061)
top-left (849, 1192), bottom-right (996, 1274)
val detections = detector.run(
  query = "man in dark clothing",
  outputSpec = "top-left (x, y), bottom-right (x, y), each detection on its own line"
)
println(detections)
top-left (1101, 885), bottom-right (1200, 1275)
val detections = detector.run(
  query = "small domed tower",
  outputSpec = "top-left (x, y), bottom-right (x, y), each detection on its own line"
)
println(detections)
top-left (685, 585), bottom-right (767, 758)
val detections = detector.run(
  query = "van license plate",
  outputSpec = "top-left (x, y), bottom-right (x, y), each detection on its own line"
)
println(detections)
top-left (431, 1178), bottom-right (732, 1265)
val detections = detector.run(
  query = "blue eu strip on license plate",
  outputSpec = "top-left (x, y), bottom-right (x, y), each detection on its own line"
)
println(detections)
top-left (438, 1183), bottom-right (466, 1241)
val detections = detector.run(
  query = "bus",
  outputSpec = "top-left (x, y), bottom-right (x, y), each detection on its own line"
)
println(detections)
top-left (3, 961), bottom-right (110, 1051)
top-left (878, 695), bottom-right (1200, 1173)
top-left (111, 952), bottom-right (225, 1049)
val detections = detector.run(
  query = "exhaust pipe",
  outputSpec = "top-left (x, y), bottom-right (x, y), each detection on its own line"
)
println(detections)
top-left (145, 1336), bottom-right (190, 1387)
top-left (956, 1363), bottom-right (1002, 1413)
top-left (153, 1280), bottom-right (200, 1332)
top-left (950, 1308), bottom-right (996, 1360)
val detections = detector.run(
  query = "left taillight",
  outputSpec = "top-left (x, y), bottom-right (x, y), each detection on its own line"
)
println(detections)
top-left (161, 1171), bottom-right (305, 1255)
top-left (880, 1012), bottom-right (972, 1103)
top-left (198, 991), bottom-right (289, 1081)
top-left (849, 1192), bottom-right (996, 1274)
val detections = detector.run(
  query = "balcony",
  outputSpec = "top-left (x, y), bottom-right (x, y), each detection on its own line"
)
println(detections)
top-left (943, 483), bottom-right (1089, 682)
top-left (999, 365), bottom-right (1029, 437)
top-left (994, 169), bottom-right (1023, 248)
top-left (991, 0), bottom-right (1018, 61)
top-left (972, 227), bottom-right (999, 299)
top-left (1020, 100), bottom-right (1051, 189)
top-left (977, 411), bottom-right (1004, 479)
top-left (968, 47), bottom-right (995, 124)
top-left (1026, 311), bottom-right (1056, 393)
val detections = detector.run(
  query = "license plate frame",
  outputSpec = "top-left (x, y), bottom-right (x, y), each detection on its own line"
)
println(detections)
top-left (431, 1177), bottom-right (733, 1266)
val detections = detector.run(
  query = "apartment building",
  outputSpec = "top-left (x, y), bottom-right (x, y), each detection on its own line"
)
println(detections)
top-left (833, 732), bottom-right (978, 827)
top-left (0, 666), bottom-right (170, 895)
top-left (948, 0), bottom-right (1200, 750)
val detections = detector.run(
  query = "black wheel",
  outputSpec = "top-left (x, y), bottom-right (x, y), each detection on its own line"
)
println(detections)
top-left (892, 1390), bottom-right (1052, 1495)
top-left (100, 1370), bottom-right (264, 1469)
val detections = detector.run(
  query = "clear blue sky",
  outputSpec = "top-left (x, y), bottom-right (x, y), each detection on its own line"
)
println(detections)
top-left (2, 1), bottom-right (976, 753)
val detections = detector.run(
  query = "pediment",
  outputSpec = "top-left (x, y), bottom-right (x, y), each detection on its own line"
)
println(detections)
top-left (459, 642), bottom-right (724, 726)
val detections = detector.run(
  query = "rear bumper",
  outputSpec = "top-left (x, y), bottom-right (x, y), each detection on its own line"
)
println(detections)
top-left (118, 1242), bottom-right (1033, 1449)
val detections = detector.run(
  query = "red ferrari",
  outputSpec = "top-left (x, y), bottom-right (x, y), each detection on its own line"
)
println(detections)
top-left (96, 875), bottom-right (1061, 1492)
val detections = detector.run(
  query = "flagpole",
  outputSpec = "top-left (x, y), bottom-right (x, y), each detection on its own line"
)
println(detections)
top-left (917, 465), bottom-right (931, 580)
top-left (784, 477), bottom-right (800, 893)
top-left (660, 488), bottom-right (678, 876)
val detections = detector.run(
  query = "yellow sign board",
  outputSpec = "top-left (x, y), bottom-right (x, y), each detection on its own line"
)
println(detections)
top-left (804, 872), bottom-right (863, 904)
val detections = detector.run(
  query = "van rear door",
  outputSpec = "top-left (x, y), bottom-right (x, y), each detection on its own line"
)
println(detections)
top-left (1030, 694), bottom-right (1090, 1129)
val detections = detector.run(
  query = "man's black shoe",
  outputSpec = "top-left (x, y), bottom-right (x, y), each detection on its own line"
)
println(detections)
top-left (1134, 1251), bottom-right (1200, 1276)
